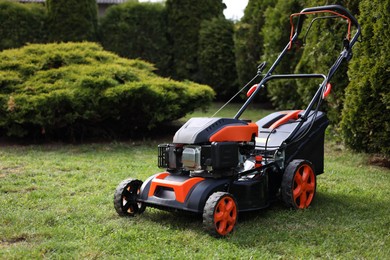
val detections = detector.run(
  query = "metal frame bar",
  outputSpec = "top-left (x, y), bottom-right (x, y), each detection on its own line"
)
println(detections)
top-left (233, 5), bottom-right (361, 144)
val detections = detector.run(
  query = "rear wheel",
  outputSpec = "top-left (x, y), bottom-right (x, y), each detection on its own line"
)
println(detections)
top-left (114, 178), bottom-right (145, 216)
top-left (281, 160), bottom-right (316, 209)
top-left (203, 192), bottom-right (238, 237)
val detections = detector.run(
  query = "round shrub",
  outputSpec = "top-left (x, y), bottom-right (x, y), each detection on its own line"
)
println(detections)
top-left (0, 42), bottom-right (215, 138)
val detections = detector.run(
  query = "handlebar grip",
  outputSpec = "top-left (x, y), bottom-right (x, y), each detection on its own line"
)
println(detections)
top-left (291, 5), bottom-right (361, 47)
top-left (301, 5), bottom-right (359, 28)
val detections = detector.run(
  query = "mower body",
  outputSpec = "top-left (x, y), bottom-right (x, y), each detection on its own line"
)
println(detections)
top-left (138, 110), bottom-right (328, 214)
top-left (114, 4), bottom-right (360, 237)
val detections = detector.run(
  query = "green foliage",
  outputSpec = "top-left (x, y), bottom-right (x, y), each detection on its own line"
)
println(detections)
top-left (46, 0), bottom-right (98, 42)
top-left (0, 42), bottom-right (215, 138)
top-left (100, 2), bottom-right (171, 76)
top-left (261, 0), bottom-right (303, 109)
top-left (0, 0), bottom-right (47, 50)
top-left (294, 0), bottom-right (360, 124)
top-left (166, 0), bottom-right (225, 81)
top-left (341, 0), bottom-right (390, 155)
top-left (234, 0), bottom-right (274, 102)
top-left (198, 18), bottom-right (237, 100)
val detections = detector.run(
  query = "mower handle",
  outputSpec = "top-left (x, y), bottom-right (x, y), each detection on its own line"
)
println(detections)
top-left (292, 5), bottom-right (361, 47)
top-left (301, 5), bottom-right (359, 28)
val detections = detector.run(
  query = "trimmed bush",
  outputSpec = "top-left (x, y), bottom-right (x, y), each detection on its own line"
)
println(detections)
top-left (0, 0), bottom-right (47, 50)
top-left (341, 0), bottom-right (390, 155)
top-left (100, 2), bottom-right (171, 76)
top-left (46, 0), bottom-right (98, 42)
top-left (0, 42), bottom-right (215, 138)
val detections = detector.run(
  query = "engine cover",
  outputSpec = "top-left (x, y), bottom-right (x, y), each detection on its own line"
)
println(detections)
top-left (173, 117), bottom-right (257, 144)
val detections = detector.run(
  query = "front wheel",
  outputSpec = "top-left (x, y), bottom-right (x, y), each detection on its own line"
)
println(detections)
top-left (281, 160), bottom-right (316, 209)
top-left (203, 192), bottom-right (238, 237)
top-left (114, 178), bottom-right (145, 217)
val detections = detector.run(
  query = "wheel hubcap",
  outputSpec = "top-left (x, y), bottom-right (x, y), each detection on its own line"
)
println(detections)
top-left (293, 164), bottom-right (315, 208)
top-left (214, 197), bottom-right (237, 235)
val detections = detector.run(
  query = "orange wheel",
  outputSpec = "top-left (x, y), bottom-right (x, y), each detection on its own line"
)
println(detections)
top-left (281, 160), bottom-right (316, 209)
top-left (203, 192), bottom-right (238, 237)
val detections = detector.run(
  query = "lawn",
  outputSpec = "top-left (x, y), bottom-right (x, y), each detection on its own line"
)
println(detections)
top-left (0, 104), bottom-right (389, 259)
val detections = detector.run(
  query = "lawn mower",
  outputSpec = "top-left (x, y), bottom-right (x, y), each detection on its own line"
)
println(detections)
top-left (114, 5), bottom-right (361, 237)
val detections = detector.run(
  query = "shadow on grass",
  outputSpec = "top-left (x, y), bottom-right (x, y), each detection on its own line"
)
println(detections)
top-left (129, 189), bottom-right (388, 244)
top-left (139, 208), bottom-right (204, 235)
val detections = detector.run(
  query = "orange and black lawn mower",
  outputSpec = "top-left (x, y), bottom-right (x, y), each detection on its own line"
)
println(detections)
top-left (114, 5), bottom-right (361, 237)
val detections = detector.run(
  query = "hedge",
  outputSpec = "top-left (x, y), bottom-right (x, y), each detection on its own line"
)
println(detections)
top-left (0, 0), bottom-right (47, 51)
top-left (99, 2), bottom-right (171, 76)
top-left (198, 18), bottom-right (237, 100)
top-left (46, 0), bottom-right (98, 42)
top-left (261, 0), bottom-right (302, 109)
top-left (341, 0), bottom-right (390, 155)
top-left (234, 0), bottom-right (275, 102)
top-left (0, 42), bottom-right (215, 138)
top-left (166, 0), bottom-right (225, 81)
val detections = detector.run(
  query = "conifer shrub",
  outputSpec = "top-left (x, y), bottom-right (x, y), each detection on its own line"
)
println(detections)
top-left (46, 0), bottom-right (98, 42)
top-left (198, 18), bottom-right (237, 100)
top-left (341, 0), bottom-right (390, 155)
top-left (166, 0), bottom-right (225, 81)
top-left (0, 42), bottom-right (214, 138)
top-left (261, 0), bottom-right (302, 109)
top-left (0, 0), bottom-right (47, 50)
top-left (100, 1), bottom-right (171, 75)
top-left (100, 1), bottom-right (171, 76)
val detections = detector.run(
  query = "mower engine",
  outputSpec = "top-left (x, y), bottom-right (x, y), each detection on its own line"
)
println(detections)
top-left (158, 117), bottom-right (259, 178)
top-left (113, 4), bottom-right (361, 237)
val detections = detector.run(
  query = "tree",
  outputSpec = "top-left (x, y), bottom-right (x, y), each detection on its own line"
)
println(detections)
top-left (46, 0), bottom-right (98, 42)
top-left (261, 0), bottom-right (303, 109)
top-left (166, 0), bottom-right (225, 81)
top-left (341, 0), bottom-right (390, 155)
top-left (100, 2), bottom-right (171, 76)
top-left (294, 0), bottom-right (360, 124)
top-left (234, 0), bottom-right (274, 102)
top-left (198, 18), bottom-right (237, 100)
top-left (0, 0), bottom-right (46, 50)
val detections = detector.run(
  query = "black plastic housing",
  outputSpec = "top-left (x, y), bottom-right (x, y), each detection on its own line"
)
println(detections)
top-left (211, 142), bottom-right (238, 170)
top-left (230, 175), bottom-right (269, 211)
top-left (256, 110), bottom-right (328, 175)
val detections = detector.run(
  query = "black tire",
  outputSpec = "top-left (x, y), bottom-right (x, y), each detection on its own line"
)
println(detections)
top-left (114, 178), bottom-right (145, 217)
top-left (203, 192), bottom-right (238, 237)
top-left (281, 160), bottom-right (316, 209)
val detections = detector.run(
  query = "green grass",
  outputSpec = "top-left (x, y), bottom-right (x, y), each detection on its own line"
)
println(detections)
top-left (0, 106), bottom-right (389, 259)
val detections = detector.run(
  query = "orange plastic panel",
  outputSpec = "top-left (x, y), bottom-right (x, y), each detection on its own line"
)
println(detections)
top-left (148, 172), bottom-right (204, 203)
top-left (269, 110), bottom-right (303, 130)
top-left (209, 123), bottom-right (258, 142)
top-left (246, 84), bottom-right (258, 97)
top-left (323, 82), bottom-right (332, 99)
